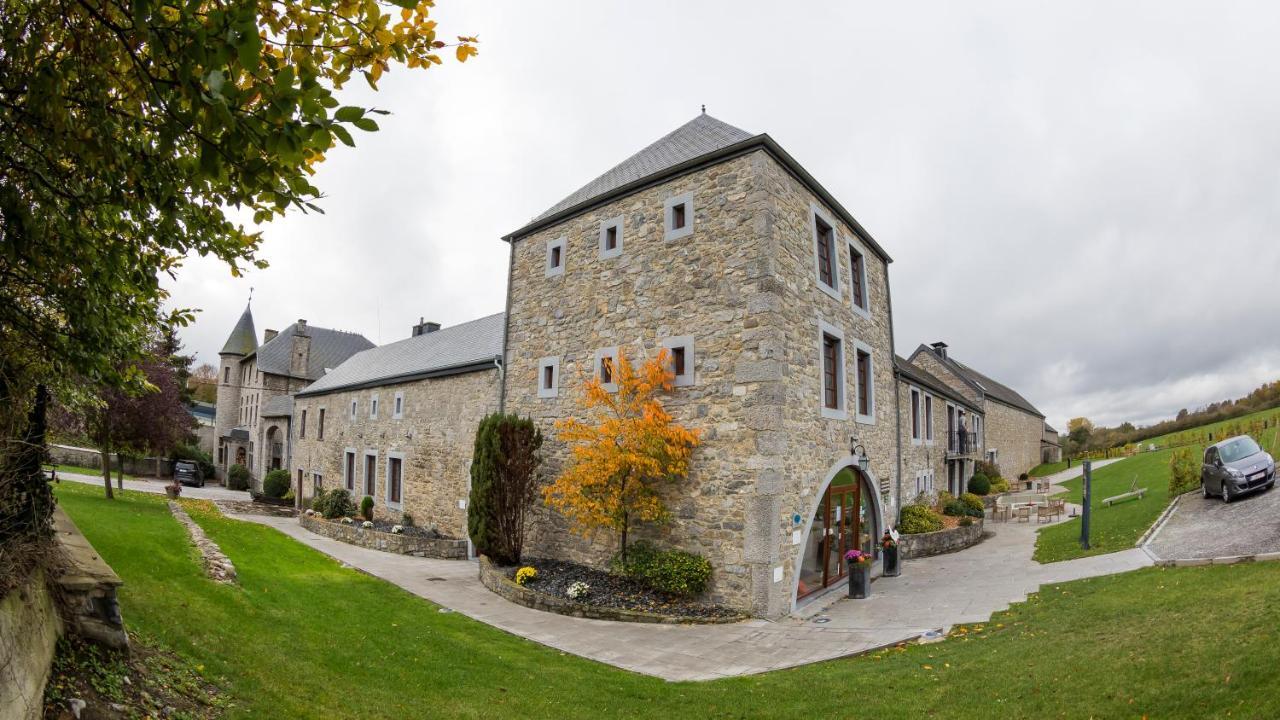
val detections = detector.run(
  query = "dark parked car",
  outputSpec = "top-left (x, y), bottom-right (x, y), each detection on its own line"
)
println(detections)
top-left (1201, 435), bottom-right (1274, 502)
top-left (173, 460), bottom-right (205, 488)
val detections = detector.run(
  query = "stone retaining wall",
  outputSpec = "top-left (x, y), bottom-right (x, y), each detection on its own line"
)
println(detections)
top-left (477, 557), bottom-right (741, 625)
top-left (300, 514), bottom-right (467, 559)
top-left (0, 568), bottom-right (61, 720)
top-left (900, 519), bottom-right (985, 559)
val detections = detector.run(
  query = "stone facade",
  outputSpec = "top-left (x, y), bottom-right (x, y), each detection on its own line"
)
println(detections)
top-left (503, 147), bottom-right (899, 617)
top-left (1042, 425), bottom-right (1063, 464)
top-left (895, 379), bottom-right (979, 501)
top-left (291, 369), bottom-right (500, 538)
top-left (984, 399), bottom-right (1045, 478)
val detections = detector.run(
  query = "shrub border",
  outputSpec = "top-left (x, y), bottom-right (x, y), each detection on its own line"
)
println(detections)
top-left (300, 513), bottom-right (467, 559)
top-left (477, 556), bottom-right (744, 625)
top-left (899, 519), bottom-right (985, 559)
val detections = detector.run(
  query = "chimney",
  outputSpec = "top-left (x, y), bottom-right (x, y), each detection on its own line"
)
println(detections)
top-left (263, 329), bottom-right (278, 343)
top-left (411, 317), bottom-right (441, 337)
top-left (291, 320), bottom-right (312, 376)
top-left (931, 342), bottom-right (949, 360)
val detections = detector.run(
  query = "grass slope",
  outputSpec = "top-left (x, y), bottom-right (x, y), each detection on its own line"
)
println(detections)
top-left (56, 482), bottom-right (1280, 719)
top-left (1141, 405), bottom-right (1280, 449)
top-left (1028, 460), bottom-right (1070, 477)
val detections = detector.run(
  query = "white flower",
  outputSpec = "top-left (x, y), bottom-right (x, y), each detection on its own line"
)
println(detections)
top-left (567, 581), bottom-right (590, 600)
top-left (341, 517), bottom-right (353, 524)
top-left (362, 521), bottom-right (373, 529)
top-left (391, 524), bottom-right (404, 534)
top-left (305, 509), bottom-right (315, 516)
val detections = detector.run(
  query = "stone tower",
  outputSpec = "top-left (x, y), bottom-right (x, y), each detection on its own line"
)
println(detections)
top-left (215, 302), bottom-right (257, 474)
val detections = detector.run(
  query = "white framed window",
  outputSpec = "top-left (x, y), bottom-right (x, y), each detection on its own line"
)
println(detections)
top-left (385, 451), bottom-right (405, 509)
top-left (910, 387), bottom-right (922, 445)
top-left (362, 449), bottom-right (378, 499)
top-left (393, 391), bottom-right (404, 419)
top-left (537, 357), bottom-right (560, 398)
top-left (370, 393), bottom-right (379, 419)
top-left (598, 216), bottom-right (623, 259)
top-left (817, 319), bottom-right (847, 420)
top-left (663, 192), bottom-right (694, 242)
top-left (852, 340), bottom-right (875, 424)
top-left (811, 203), bottom-right (841, 301)
top-left (593, 346), bottom-right (619, 392)
top-left (349, 399), bottom-right (357, 421)
top-left (847, 235), bottom-right (871, 319)
top-left (343, 448), bottom-right (357, 491)
top-left (924, 394), bottom-right (935, 445)
top-left (661, 336), bottom-right (695, 387)
top-left (545, 235), bottom-right (566, 277)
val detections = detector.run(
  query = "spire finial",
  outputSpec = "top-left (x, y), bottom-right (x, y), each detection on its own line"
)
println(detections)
top-left (701, 104), bottom-right (706, 114)
top-left (248, 286), bottom-right (254, 304)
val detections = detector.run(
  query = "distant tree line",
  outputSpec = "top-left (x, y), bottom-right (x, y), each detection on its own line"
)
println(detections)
top-left (1063, 379), bottom-right (1280, 456)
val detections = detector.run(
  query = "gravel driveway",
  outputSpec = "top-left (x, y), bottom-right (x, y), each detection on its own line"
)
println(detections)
top-left (1147, 484), bottom-right (1280, 560)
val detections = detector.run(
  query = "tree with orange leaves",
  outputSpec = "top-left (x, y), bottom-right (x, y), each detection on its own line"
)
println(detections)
top-left (542, 349), bottom-right (700, 563)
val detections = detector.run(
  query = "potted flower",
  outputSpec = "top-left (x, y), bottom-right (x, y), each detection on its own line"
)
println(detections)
top-left (880, 531), bottom-right (900, 577)
top-left (844, 549), bottom-right (873, 599)
top-left (165, 479), bottom-right (182, 500)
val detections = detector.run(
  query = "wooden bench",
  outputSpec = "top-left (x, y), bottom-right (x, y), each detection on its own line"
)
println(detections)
top-left (1102, 476), bottom-right (1147, 506)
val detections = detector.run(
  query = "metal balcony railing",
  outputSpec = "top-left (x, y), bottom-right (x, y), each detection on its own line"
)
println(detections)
top-left (947, 431), bottom-right (981, 455)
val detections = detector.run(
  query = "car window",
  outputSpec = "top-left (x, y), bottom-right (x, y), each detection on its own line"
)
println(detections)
top-left (1218, 437), bottom-right (1261, 464)
top-left (1204, 448), bottom-right (1217, 464)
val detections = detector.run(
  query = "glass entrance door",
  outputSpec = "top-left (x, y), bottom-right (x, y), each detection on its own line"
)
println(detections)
top-left (798, 468), bottom-right (874, 599)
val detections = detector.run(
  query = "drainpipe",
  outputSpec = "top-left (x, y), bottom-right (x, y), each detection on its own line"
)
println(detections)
top-left (498, 237), bottom-right (515, 414)
top-left (885, 260), bottom-right (903, 526)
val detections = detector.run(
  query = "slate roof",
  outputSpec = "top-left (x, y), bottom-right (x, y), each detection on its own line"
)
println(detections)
top-left (948, 360), bottom-right (1044, 418)
top-left (219, 303), bottom-right (258, 356)
top-left (296, 313), bottom-right (504, 397)
top-left (894, 356), bottom-right (983, 414)
top-left (251, 323), bottom-right (375, 381)
top-left (188, 402), bottom-right (215, 424)
top-left (260, 394), bottom-right (294, 418)
top-left (529, 113), bottom-right (754, 225)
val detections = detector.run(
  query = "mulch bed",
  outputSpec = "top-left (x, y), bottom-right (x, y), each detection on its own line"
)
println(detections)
top-left (514, 558), bottom-right (744, 621)
top-left (327, 516), bottom-right (445, 539)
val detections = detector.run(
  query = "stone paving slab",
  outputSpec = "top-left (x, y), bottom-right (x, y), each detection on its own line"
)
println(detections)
top-left (226, 507), bottom-right (1151, 682)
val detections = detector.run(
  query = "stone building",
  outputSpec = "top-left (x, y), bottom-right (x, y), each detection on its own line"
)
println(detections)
top-left (214, 303), bottom-right (374, 487)
top-left (1041, 424), bottom-right (1063, 464)
top-left (500, 112), bottom-right (899, 617)
top-left (290, 314), bottom-right (503, 538)
top-left (904, 342), bottom-right (1047, 479)
top-left (894, 356), bottom-right (985, 500)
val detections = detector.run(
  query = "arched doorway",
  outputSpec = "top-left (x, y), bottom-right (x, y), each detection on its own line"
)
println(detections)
top-left (794, 462), bottom-right (883, 604)
top-left (234, 446), bottom-right (246, 465)
top-left (266, 426), bottom-right (283, 470)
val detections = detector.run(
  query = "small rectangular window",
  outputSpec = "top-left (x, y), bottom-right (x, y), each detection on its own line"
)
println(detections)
top-left (672, 203), bottom-right (685, 229)
top-left (593, 348), bottom-right (619, 391)
top-left (393, 392), bottom-right (404, 419)
top-left (664, 193), bottom-right (694, 241)
top-left (815, 215), bottom-right (836, 289)
top-left (544, 365), bottom-right (555, 388)
top-left (849, 245), bottom-right (866, 310)
top-left (600, 357), bottom-right (613, 384)
top-left (672, 346), bottom-right (686, 376)
top-left (388, 457), bottom-right (403, 505)
top-left (599, 217), bottom-right (623, 259)
top-left (224, 367), bottom-right (230, 383)
top-left (350, 399), bottom-right (357, 420)
top-left (605, 226), bottom-right (617, 250)
top-left (364, 452), bottom-right (377, 497)
top-left (300, 409), bottom-right (307, 438)
top-left (538, 357), bottom-right (560, 398)
top-left (370, 394), bottom-right (379, 419)
top-left (856, 349), bottom-right (871, 417)
top-left (345, 451), bottom-right (356, 491)
top-left (822, 334), bottom-right (840, 410)
top-left (545, 236), bottom-right (566, 277)
top-left (313, 472), bottom-right (322, 491)
top-left (318, 408), bottom-right (325, 440)
top-left (661, 336), bottom-right (695, 387)
top-left (925, 395), bottom-right (934, 443)
top-left (911, 389), bottom-right (921, 442)
top-left (551, 245), bottom-right (562, 266)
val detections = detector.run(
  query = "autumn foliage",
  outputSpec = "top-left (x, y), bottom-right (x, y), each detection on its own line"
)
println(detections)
top-left (542, 349), bottom-right (700, 561)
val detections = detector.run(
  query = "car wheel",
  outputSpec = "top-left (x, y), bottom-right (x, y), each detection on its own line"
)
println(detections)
top-left (1222, 481), bottom-right (1233, 504)
top-left (1202, 480), bottom-right (1211, 499)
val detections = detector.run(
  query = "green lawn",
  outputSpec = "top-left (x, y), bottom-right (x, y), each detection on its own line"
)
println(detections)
top-left (55, 463), bottom-right (137, 480)
top-left (1028, 460), bottom-right (1070, 477)
top-left (1034, 452), bottom-right (1171, 562)
top-left (1140, 405), bottom-right (1280, 450)
top-left (55, 482), bottom-right (1280, 719)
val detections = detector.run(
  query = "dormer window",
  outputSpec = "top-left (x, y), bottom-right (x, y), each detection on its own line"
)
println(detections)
top-left (664, 192), bottom-right (694, 241)
top-left (599, 216), bottom-right (623, 259)
top-left (545, 236), bottom-right (566, 278)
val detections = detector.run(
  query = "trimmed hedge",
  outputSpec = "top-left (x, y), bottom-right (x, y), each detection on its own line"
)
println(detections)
top-left (226, 463), bottom-right (250, 491)
top-left (967, 473), bottom-right (991, 496)
top-left (959, 492), bottom-right (985, 515)
top-left (262, 469), bottom-right (290, 499)
top-left (900, 504), bottom-right (944, 534)
top-left (611, 542), bottom-right (712, 597)
top-left (361, 495), bottom-right (374, 521)
top-left (313, 488), bottom-right (355, 519)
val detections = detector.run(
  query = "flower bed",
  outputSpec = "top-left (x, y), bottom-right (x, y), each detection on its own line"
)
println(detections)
top-left (900, 518), bottom-right (985, 559)
top-left (478, 557), bottom-right (745, 624)
top-left (299, 513), bottom-right (467, 559)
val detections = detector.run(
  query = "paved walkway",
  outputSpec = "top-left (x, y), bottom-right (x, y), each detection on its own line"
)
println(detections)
top-left (1147, 484), bottom-right (1280, 561)
top-left (57, 470), bottom-right (251, 502)
top-left (228, 502), bottom-right (1150, 682)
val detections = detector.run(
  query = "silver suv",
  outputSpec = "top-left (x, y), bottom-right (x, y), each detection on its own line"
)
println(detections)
top-left (1201, 435), bottom-right (1275, 503)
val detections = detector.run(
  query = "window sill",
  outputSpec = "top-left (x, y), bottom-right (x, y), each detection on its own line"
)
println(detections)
top-left (851, 303), bottom-right (871, 321)
top-left (820, 407), bottom-right (848, 421)
top-left (816, 280), bottom-right (841, 302)
top-left (855, 413), bottom-right (875, 425)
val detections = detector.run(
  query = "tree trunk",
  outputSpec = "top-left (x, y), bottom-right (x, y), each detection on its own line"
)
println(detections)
top-left (100, 445), bottom-right (114, 500)
top-left (619, 510), bottom-right (629, 564)
top-left (116, 452), bottom-right (124, 489)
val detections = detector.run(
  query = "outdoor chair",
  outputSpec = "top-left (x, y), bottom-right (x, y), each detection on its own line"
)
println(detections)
top-left (990, 502), bottom-right (1010, 523)
top-left (1050, 498), bottom-right (1065, 520)
top-left (1015, 505), bottom-right (1031, 523)
top-left (1037, 505), bottom-right (1054, 524)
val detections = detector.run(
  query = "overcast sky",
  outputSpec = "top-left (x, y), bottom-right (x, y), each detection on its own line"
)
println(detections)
top-left (165, 1), bottom-right (1280, 433)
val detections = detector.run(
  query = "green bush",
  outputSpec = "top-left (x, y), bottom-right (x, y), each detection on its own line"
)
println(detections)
top-left (262, 469), bottom-right (290, 499)
top-left (959, 516), bottom-right (974, 527)
top-left (305, 488), bottom-right (324, 511)
top-left (989, 476), bottom-right (1010, 494)
top-left (226, 463), bottom-right (250, 491)
top-left (360, 496), bottom-right (374, 521)
top-left (468, 413), bottom-right (543, 566)
top-left (314, 488), bottom-right (354, 519)
top-left (402, 513), bottom-right (415, 527)
top-left (610, 542), bottom-right (712, 597)
top-left (943, 498), bottom-right (983, 518)
top-left (170, 443), bottom-right (215, 479)
top-left (976, 459), bottom-right (1002, 480)
top-left (959, 492), bottom-right (985, 515)
top-left (1169, 447), bottom-right (1199, 496)
top-left (899, 504), bottom-right (944, 534)
top-left (967, 473), bottom-right (991, 496)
